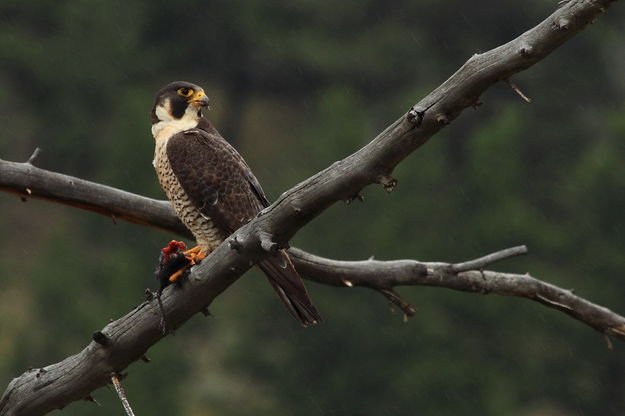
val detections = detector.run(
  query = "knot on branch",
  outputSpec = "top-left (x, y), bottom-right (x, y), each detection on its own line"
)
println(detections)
top-left (377, 175), bottom-right (398, 193)
top-left (228, 236), bottom-right (243, 251)
top-left (436, 114), bottom-right (450, 125)
top-left (228, 229), bottom-right (284, 258)
top-left (554, 17), bottom-right (570, 30)
top-left (92, 330), bottom-right (110, 347)
top-left (258, 231), bottom-right (279, 253)
top-left (407, 107), bottom-right (425, 126)
top-left (412, 262), bottom-right (429, 277)
top-left (518, 44), bottom-right (534, 57)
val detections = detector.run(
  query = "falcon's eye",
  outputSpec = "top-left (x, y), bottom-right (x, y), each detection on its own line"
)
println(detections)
top-left (177, 88), bottom-right (194, 97)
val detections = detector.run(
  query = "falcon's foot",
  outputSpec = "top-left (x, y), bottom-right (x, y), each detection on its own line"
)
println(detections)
top-left (183, 245), bottom-right (207, 263)
top-left (168, 246), bottom-right (207, 283)
top-left (154, 240), bottom-right (208, 334)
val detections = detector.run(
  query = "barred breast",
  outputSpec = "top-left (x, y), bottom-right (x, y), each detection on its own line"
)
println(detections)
top-left (154, 138), bottom-right (224, 254)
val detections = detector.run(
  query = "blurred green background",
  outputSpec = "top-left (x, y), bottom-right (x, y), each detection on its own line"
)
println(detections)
top-left (1, 1), bottom-right (624, 415)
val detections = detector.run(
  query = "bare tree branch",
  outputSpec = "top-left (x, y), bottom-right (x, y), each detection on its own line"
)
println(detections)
top-left (2, 128), bottom-right (623, 341)
top-left (288, 248), bottom-right (625, 340)
top-left (0, 1), bottom-right (621, 414)
top-left (110, 375), bottom-right (136, 416)
top-left (451, 245), bottom-right (528, 272)
top-left (0, 157), bottom-right (188, 237)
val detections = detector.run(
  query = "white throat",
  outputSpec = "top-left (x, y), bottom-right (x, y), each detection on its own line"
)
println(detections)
top-left (151, 100), bottom-right (200, 143)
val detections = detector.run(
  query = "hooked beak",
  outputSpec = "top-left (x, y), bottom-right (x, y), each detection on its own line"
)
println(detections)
top-left (188, 90), bottom-right (210, 108)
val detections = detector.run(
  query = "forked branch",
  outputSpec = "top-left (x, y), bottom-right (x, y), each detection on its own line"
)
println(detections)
top-left (289, 248), bottom-right (625, 339)
top-left (0, 1), bottom-right (621, 415)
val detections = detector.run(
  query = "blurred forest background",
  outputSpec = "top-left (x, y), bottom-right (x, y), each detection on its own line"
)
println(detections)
top-left (1, 1), bottom-right (624, 415)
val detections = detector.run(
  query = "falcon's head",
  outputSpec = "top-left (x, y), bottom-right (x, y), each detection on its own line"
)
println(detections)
top-left (150, 81), bottom-right (210, 126)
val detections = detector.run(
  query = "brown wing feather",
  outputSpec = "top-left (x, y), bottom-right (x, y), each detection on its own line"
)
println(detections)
top-left (166, 128), bottom-right (321, 326)
top-left (258, 252), bottom-right (322, 326)
top-left (166, 129), bottom-right (265, 234)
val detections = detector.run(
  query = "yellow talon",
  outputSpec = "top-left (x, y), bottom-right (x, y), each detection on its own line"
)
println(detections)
top-left (168, 246), bottom-right (207, 282)
top-left (184, 246), bottom-right (202, 256)
top-left (169, 266), bottom-right (190, 283)
top-left (183, 246), bottom-right (207, 264)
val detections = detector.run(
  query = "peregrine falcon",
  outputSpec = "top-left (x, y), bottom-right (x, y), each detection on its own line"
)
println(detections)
top-left (150, 81), bottom-right (321, 326)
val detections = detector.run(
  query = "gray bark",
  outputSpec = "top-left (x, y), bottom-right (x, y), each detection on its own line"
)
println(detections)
top-left (0, 0), bottom-right (621, 414)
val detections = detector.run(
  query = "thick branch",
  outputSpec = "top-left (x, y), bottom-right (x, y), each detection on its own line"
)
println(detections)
top-left (1, 149), bottom-right (621, 334)
top-left (0, 1), bottom-right (620, 414)
top-left (2, 146), bottom-right (623, 336)
top-left (0, 235), bottom-right (253, 416)
top-left (0, 158), bottom-right (189, 237)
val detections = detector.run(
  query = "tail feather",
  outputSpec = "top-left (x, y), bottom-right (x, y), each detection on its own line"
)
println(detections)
top-left (257, 250), bottom-right (321, 326)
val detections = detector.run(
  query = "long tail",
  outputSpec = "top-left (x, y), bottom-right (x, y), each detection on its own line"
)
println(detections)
top-left (257, 250), bottom-right (321, 326)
